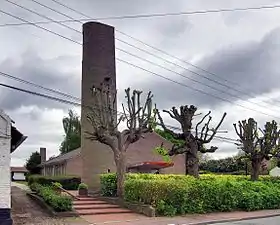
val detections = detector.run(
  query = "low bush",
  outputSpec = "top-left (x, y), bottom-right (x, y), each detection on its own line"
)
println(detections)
top-left (52, 182), bottom-right (63, 189)
top-left (28, 175), bottom-right (81, 190)
top-left (100, 173), bottom-right (196, 196)
top-left (29, 182), bottom-right (42, 193)
top-left (101, 173), bottom-right (280, 216)
top-left (78, 183), bottom-right (88, 189)
top-left (32, 183), bottom-right (72, 212)
top-left (124, 178), bottom-right (280, 216)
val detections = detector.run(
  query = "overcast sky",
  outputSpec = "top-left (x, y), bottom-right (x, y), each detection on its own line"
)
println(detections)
top-left (1, 0), bottom-right (280, 166)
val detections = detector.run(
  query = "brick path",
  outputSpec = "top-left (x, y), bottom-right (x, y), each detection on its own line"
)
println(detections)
top-left (11, 186), bottom-right (88, 225)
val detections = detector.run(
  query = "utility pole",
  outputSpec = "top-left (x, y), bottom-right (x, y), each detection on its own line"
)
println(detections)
top-left (81, 22), bottom-right (117, 191)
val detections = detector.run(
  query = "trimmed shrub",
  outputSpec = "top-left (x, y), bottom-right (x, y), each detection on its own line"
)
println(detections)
top-left (100, 173), bottom-right (196, 196)
top-left (28, 175), bottom-right (80, 190)
top-left (78, 183), bottom-right (88, 189)
top-left (100, 173), bottom-right (117, 197)
top-left (124, 178), bottom-right (280, 216)
top-left (32, 183), bottom-right (72, 212)
top-left (29, 182), bottom-right (42, 193)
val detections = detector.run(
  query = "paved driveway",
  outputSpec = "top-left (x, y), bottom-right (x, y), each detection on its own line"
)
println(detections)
top-left (212, 216), bottom-right (280, 225)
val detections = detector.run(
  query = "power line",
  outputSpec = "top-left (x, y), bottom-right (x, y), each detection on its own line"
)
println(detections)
top-left (0, 2), bottom-right (280, 27)
top-left (0, 71), bottom-right (80, 101)
top-left (0, 81), bottom-right (236, 144)
top-left (4, 0), bottom-right (81, 34)
top-left (45, 0), bottom-right (280, 107)
top-left (2, 7), bottom-right (280, 119)
top-left (0, 70), bottom-right (240, 144)
top-left (0, 9), bottom-right (81, 45)
top-left (117, 34), bottom-right (280, 106)
top-left (117, 47), bottom-right (278, 111)
top-left (8, 0), bottom-right (275, 113)
top-left (116, 58), bottom-right (280, 120)
top-left (39, 0), bottom-right (280, 111)
top-left (0, 82), bottom-right (80, 106)
top-left (8, 1), bottom-right (280, 116)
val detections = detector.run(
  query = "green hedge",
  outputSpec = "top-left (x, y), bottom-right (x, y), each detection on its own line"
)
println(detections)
top-left (28, 175), bottom-right (81, 190)
top-left (100, 173), bottom-right (241, 196)
top-left (100, 173), bottom-right (280, 197)
top-left (100, 173), bottom-right (280, 216)
top-left (30, 183), bottom-right (72, 212)
top-left (124, 178), bottom-right (280, 216)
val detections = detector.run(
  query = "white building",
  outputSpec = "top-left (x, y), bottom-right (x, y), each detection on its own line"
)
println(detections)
top-left (270, 166), bottom-right (280, 177)
top-left (0, 110), bottom-right (27, 224)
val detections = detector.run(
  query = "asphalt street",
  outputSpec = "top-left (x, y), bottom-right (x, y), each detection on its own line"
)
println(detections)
top-left (212, 216), bottom-right (280, 225)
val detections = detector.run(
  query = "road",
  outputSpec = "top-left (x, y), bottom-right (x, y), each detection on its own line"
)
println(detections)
top-left (213, 216), bottom-right (280, 225)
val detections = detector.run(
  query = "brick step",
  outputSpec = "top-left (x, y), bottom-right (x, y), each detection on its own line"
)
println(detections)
top-left (75, 197), bottom-right (100, 201)
top-left (75, 207), bottom-right (132, 216)
top-left (73, 200), bottom-right (108, 205)
top-left (74, 204), bottom-right (119, 210)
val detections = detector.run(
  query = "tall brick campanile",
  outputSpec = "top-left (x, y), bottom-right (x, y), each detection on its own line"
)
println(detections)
top-left (81, 22), bottom-right (116, 191)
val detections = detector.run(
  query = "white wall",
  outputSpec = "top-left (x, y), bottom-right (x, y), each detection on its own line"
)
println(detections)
top-left (13, 172), bottom-right (25, 181)
top-left (0, 111), bottom-right (11, 209)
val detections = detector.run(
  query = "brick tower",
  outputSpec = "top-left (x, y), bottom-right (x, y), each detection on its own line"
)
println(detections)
top-left (81, 22), bottom-right (116, 191)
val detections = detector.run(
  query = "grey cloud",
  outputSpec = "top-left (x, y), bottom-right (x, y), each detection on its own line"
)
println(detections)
top-left (131, 27), bottom-right (280, 110)
top-left (0, 50), bottom-right (81, 111)
top-left (158, 18), bottom-right (190, 37)
top-left (8, 106), bottom-right (65, 165)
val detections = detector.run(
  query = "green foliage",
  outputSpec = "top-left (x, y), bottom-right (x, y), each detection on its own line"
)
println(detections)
top-left (32, 183), bottom-right (72, 212)
top-left (153, 146), bottom-right (172, 163)
top-left (25, 151), bottom-right (41, 174)
top-left (199, 156), bottom-right (244, 173)
top-left (101, 173), bottom-right (280, 215)
top-left (60, 109), bottom-right (81, 154)
top-left (100, 173), bottom-right (196, 197)
top-left (123, 175), bottom-right (280, 216)
top-left (30, 182), bottom-right (42, 192)
top-left (28, 175), bottom-right (81, 190)
top-left (154, 129), bottom-right (184, 147)
top-left (100, 173), bottom-right (117, 197)
top-left (78, 183), bottom-right (88, 190)
top-left (52, 182), bottom-right (62, 189)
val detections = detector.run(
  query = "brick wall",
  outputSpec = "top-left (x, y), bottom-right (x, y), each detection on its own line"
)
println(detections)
top-left (0, 111), bottom-right (11, 209)
top-left (81, 22), bottom-right (117, 190)
top-left (65, 131), bottom-right (185, 180)
top-left (127, 132), bottom-right (185, 174)
top-left (66, 154), bottom-right (83, 177)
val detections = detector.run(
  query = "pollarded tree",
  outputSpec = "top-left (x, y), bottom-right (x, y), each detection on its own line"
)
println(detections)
top-left (86, 80), bottom-right (153, 197)
top-left (233, 119), bottom-right (280, 180)
top-left (155, 105), bottom-right (227, 177)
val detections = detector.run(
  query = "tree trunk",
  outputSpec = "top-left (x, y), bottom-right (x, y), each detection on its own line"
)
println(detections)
top-left (115, 151), bottom-right (126, 198)
top-left (186, 151), bottom-right (199, 177)
top-left (185, 153), bottom-right (188, 175)
top-left (251, 158), bottom-right (261, 181)
top-left (186, 140), bottom-right (199, 177)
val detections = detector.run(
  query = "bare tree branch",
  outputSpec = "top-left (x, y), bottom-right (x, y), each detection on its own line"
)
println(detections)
top-left (155, 106), bottom-right (184, 140)
top-left (203, 112), bottom-right (227, 143)
top-left (200, 146), bottom-right (218, 153)
top-left (163, 109), bottom-right (176, 120)
top-left (168, 144), bottom-right (188, 156)
top-left (195, 111), bottom-right (211, 138)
